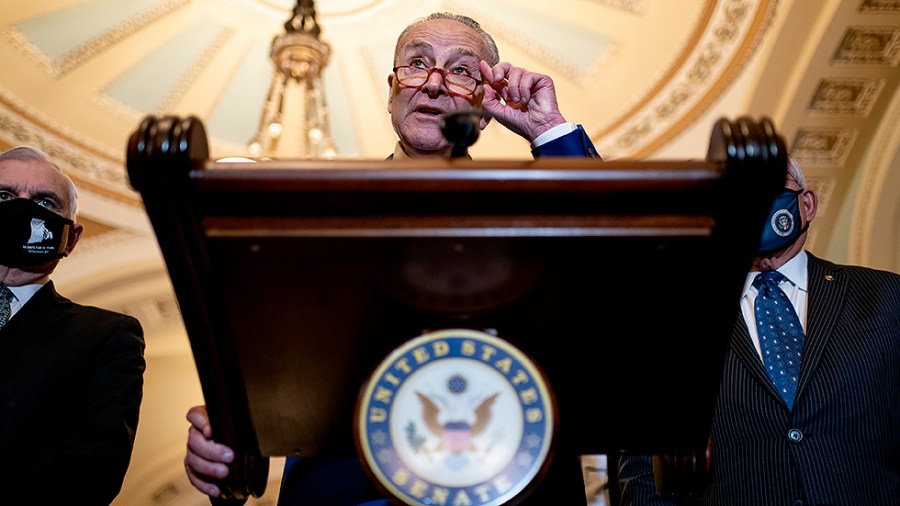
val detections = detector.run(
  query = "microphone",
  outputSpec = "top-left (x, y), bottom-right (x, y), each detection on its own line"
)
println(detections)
top-left (440, 110), bottom-right (487, 158)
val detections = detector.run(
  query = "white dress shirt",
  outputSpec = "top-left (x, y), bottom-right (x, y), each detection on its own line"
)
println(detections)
top-left (4, 277), bottom-right (49, 320)
top-left (739, 251), bottom-right (809, 359)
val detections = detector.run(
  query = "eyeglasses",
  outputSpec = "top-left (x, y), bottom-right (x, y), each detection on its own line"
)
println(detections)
top-left (393, 66), bottom-right (482, 97)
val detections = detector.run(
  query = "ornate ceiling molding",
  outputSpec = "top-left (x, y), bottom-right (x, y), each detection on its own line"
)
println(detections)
top-left (0, 92), bottom-right (136, 203)
top-left (596, 0), bottom-right (777, 158)
top-left (0, 0), bottom-right (189, 79)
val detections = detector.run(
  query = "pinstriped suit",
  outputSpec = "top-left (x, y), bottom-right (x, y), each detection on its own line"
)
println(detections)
top-left (618, 252), bottom-right (899, 506)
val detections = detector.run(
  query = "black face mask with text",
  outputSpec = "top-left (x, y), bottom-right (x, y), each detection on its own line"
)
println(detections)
top-left (0, 198), bottom-right (74, 267)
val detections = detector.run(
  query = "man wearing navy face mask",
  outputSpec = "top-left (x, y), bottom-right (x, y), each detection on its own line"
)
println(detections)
top-left (0, 146), bottom-right (146, 505)
top-left (617, 156), bottom-right (899, 505)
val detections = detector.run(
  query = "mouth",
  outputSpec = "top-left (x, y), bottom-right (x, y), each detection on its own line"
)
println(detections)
top-left (414, 105), bottom-right (444, 116)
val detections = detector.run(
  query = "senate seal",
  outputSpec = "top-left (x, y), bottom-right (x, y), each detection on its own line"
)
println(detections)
top-left (355, 329), bottom-right (556, 506)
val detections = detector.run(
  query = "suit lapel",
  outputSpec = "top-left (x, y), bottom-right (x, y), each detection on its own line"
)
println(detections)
top-left (0, 282), bottom-right (70, 361)
top-left (727, 254), bottom-right (848, 408)
top-left (731, 316), bottom-right (781, 398)
top-left (796, 253), bottom-right (846, 396)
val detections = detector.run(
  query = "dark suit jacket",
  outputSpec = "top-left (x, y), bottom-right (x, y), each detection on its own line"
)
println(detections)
top-left (0, 281), bottom-right (145, 505)
top-left (387, 124), bottom-right (601, 160)
top-left (531, 124), bottom-right (599, 158)
top-left (618, 253), bottom-right (900, 506)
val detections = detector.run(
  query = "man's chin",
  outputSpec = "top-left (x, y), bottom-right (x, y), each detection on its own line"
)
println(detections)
top-left (0, 261), bottom-right (56, 285)
top-left (401, 135), bottom-right (450, 155)
top-left (9, 260), bottom-right (58, 274)
top-left (753, 243), bottom-right (799, 271)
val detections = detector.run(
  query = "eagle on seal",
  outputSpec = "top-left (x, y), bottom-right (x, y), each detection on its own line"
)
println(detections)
top-left (416, 391), bottom-right (500, 455)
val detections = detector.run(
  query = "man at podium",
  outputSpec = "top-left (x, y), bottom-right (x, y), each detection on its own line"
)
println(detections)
top-left (184, 11), bottom-right (599, 505)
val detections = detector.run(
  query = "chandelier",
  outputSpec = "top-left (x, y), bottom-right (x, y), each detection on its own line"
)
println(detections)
top-left (248, 0), bottom-right (337, 158)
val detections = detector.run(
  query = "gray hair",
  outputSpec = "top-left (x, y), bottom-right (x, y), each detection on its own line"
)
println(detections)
top-left (786, 156), bottom-right (806, 190)
top-left (394, 12), bottom-right (500, 66)
top-left (0, 146), bottom-right (79, 218)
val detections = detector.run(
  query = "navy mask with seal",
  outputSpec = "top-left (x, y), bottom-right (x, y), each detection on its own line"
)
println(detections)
top-left (758, 188), bottom-right (808, 255)
top-left (0, 198), bottom-right (74, 266)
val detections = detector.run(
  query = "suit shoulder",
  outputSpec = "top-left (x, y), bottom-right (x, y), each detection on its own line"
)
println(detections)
top-left (75, 303), bottom-right (141, 323)
top-left (40, 283), bottom-right (142, 330)
top-left (807, 254), bottom-right (899, 309)
top-left (808, 253), bottom-right (899, 284)
top-left (58, 299), bottom-right (145, 341)
top-left (834, 263), bottom-right (900, 288)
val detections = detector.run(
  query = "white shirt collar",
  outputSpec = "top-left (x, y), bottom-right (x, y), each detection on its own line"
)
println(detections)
top-left (743, 250), bottom-right (809, 296)
top-left (5, 276), bottom-right (50, 308)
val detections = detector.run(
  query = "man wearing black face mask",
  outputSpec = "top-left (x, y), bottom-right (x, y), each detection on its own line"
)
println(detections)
top-left (0, 146), bottom-right (146, 505)
top-left (616, 156), bottom-right (899, 506)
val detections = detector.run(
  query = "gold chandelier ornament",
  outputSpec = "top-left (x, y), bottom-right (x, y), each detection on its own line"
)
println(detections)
top-left (248, 0), bottom-right (337, 158)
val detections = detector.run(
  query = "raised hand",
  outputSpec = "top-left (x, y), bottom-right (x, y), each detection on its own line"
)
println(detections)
top-left (478, 60), bottom-right (567, 142)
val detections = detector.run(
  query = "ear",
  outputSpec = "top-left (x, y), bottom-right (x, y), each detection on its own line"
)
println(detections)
top-left (800, 187), bottom-right (818, 223)
top-left (387, 74), bottom-right (395, 113)
top-left (63, 222), bottom-right (84, 256)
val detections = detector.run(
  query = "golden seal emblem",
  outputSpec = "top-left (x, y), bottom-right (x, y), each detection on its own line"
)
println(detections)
top-left (355, 328), bottom-right (556, 505)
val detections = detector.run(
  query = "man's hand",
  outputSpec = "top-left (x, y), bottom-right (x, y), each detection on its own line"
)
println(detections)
top-left (479, 61), bottom-right (567, 142)
top-left (184, 405), bottom-right (235, 498)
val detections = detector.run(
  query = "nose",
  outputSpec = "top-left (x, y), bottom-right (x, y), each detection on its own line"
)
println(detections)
top-left (420, 68), bottom-right (448, 96)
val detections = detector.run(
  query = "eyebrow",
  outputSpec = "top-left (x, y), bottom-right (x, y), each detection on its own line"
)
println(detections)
top-left (31, 190), bottom-right (64, 205)
top-left (0, 185), bottom-right (65, 209)
top-left (401, 41), bottom-right (433, 54)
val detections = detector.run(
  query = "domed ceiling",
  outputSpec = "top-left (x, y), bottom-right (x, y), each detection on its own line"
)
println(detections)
top-left (0, 1), bottom-right (898, 504)
top-left (2, 0), bottom-right (774, 191)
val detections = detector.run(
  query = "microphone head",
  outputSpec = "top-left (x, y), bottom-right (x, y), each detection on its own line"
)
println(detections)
top-left (440, 110), bottom-right (483, 150)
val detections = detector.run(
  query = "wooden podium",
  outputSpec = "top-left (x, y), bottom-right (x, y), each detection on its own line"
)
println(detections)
top-left (127, 116), bottom-right (786, 505)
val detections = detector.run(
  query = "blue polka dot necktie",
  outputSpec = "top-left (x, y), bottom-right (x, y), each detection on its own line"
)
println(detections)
top-left (753, 271), bottom-right (805, 409)
top-left (0, 283), bottom-right (13, 330)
